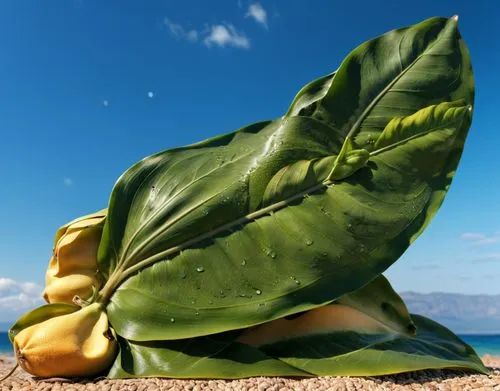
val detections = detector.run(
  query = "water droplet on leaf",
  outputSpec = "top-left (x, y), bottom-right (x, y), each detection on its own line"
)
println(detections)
top-left (256, 289), bottom-right (262, 295)
top-left (170, 317), bottom-right (175, 323)
top-left (196, 266), bottom-right (204, 273)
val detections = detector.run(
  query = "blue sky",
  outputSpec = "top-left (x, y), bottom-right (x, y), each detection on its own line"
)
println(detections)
top-left (0, 1), bottom-right (498, 322)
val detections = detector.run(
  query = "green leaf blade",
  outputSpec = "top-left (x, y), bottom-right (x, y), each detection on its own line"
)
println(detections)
top-left (108, 335), bottom-right (307, 379)
top-left (306, 17), bottom-right (472, 149)
top-left (261, 314), bottom-right (488, 376)
top-left (97, 16), bottom-right (474, 342)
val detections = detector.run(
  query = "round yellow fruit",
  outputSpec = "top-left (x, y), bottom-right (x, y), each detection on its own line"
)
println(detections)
top-left (13, 303), bottom-right (117, 378)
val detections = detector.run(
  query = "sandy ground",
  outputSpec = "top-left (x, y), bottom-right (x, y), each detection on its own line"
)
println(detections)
top-left (0, 355), bottom-right (499, 390)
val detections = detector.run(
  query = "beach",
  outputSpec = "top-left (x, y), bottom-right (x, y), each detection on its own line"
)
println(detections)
top-left (0, 355), bottom-right (498, 390)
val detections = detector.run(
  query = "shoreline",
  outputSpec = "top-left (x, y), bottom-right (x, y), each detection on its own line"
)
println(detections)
top-left (0, 355), bottom-right (498, 390)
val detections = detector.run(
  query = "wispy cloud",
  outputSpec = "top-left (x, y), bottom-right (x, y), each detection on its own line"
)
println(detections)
top-left (461, 232), bottom-right (500, 245)
top-left (411, 264), bottom-right (441, 271)
top-left (471, 253), bottom-right (500, 263)
top-left (461, 232), bottom-right (485, 240)
top-left (63, 178), bottom-right (73, 187)
top-left (204, 24), bottom-right (250, 49)
top-left (164, 17), bottom-right (199, 43)
top-left (246, 3), bottom-right (268, 28)
top-left (0, 278), bottom-right (43, 312)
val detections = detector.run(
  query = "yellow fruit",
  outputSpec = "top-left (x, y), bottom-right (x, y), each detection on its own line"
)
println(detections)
top-left (43, 210), bottom-right (106, 304)
top-left (13, 303), bottom-right (117, 378)
top-left (43, 272), bottom-right (98, 304)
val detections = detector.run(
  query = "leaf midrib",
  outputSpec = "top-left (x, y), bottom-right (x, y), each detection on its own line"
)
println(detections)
top-left (345, 20), bottom-right (451, 140)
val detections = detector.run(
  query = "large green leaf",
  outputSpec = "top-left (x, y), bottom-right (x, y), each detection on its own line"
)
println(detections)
top-left (106, 276), bottom-right (486, 378)
top-left (262, 314), bottom-right (488, 377)
top-left (106, 275), bottom-right (410, 378)
top-left (96, 16), bottom-right (473, 341)
top-left (108, 332), bottom-right (306, 379)
top-left (107, 313), bottom-right (486, 379)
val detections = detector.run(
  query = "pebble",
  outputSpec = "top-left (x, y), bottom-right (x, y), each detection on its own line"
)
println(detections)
top-left (0, 357), bottom-right (499, 390)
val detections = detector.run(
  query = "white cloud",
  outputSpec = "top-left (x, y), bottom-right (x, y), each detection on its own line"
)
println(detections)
top-left (461, 233), bottom-right (486, 240)
top-left (186, 30), bottom-right (199, 42)
top-left (163, 16), bottom-right (250, 50)
top-left (461, 232), bottom-right (500, 245)
top-left (148, 91), bottom-right (154, 98)
top-left (63, 178), bottom-right (73, 187)
top-left (204, 24), bottom-right (250, 49)
top-left (246, 3), bottom-right (268, 28)
top-left (164, 17), bottom-right (199, 43)
top-left (0, 278), bottom-right (43, 312)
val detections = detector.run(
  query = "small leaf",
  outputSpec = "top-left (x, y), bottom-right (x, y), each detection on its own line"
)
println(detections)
top-left (327, 137), bottom-right (370, 181)
top-left (374, 100), bottom-right (470, 151)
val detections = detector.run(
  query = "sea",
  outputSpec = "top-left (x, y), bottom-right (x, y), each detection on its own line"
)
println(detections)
top-left (0, 332), bottom-right (499, 357)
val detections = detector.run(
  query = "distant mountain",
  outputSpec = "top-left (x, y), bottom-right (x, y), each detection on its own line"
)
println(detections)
top-left (401, 291), bottom-right (500, 334)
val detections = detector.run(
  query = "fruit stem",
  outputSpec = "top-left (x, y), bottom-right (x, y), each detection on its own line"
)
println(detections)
top-left (0, 363), bottom-right (18, 382)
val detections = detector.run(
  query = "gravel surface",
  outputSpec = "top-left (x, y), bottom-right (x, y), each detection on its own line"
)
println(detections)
top-left (0, 356), bottom-right (499, 390)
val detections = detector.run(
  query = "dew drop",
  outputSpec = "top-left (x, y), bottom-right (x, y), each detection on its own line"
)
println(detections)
top-left (170, 317), bottom-right (175, 323)
top-left (195, 311), bottom-right (200, 316)
top-left (347, 223), bottom-right (352, 229)
top-left (295, 279), bottom-right (301, 285)
top-left (255, 289), bottom-right (262, 295)
top-left (241, 259), bottom-right (247, 266)
top-left (270, 252), bottom-right (277, 259)
top-left (305, 239), bottom-right (314, 246)
top-left (196, 266), bottom-right (204, 273)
